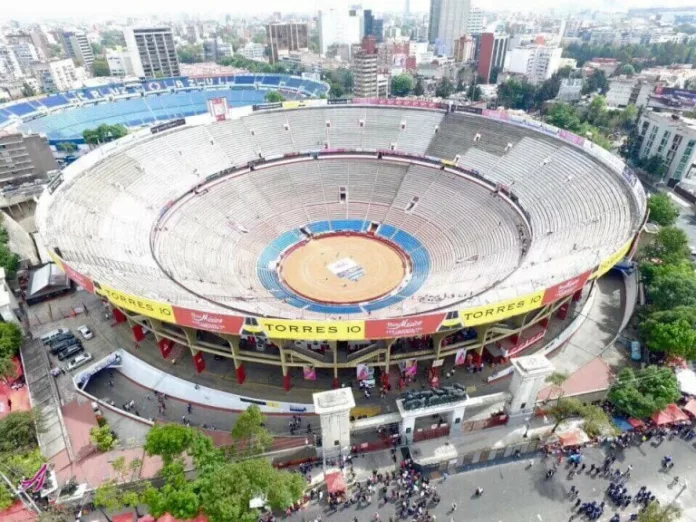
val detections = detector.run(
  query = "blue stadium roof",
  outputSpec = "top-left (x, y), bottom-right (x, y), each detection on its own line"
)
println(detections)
top-left (0, 74), bottom-right (328, 143)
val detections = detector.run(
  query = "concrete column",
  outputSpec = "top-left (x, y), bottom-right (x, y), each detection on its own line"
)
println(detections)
top-left (507, 354), bottom-right (554, 424)
top-left (330, 340), bottom-right (339, 388)
top-left (400, 413), bottom-right (416, 445)
top-left (313, 388), bottom-right (355, 460)
top-left (220, 334), bottom-right (245, 384)
top-left (450, 403), bottom-right (466, 436)
top-left (280, 345), bottom-right (290, 391)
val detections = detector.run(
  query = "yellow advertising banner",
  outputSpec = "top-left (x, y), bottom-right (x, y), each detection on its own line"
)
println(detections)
top-left (95, 283), bottom-right (175, 322)
top-left (47, 249), bottom-right (64, 270)
top-left (258, 318), bottom-right (366, 340)
top-left (282, 100), bottom-right (307, 110)
top-left (459, 290), bottom-right (545, 327)
top-left (595, 240), bottom-right (632, 279)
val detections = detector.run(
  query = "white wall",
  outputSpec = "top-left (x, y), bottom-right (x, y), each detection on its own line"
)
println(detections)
top-left (80, 350), bottom-right (314, 414)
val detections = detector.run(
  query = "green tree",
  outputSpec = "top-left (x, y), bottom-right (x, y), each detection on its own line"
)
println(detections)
top-left (435, 77), bottom-right (454, 99)
top-left (643, 225), bottom-right (691, 264)
top-left (647, 268), bottom-right (696, 310)
top-left (586, 95), bottom-right (608, 127)
top-left (94, 480), bottom-right (121, 512)
top-left (582, 69), bottom-right (609, 94)
top-left (545, 103), bottom-right (582, 132)
top-left (0, 357), bottom-right (16, 381)
top-left (621, 63), bottom-right (636, 76)
top-left (264, 91), bottom-right (285, 103)
top-left (90, 423), bottom-right (117, 452)
top-left (545, 371), bottom-right (569, 403)
top-left (177, 44), bottom-right (204, 64)
top-left (56, 142), bottom-right (77, 154)
top-left (648, 192), bottom-right (680, 226)
top-left (0, 322), bottom-right (22, 360)
top-left (608, 366), bottom-right (681, 418)
top-left (549, 397), bottom-right (584, 432)
top-left (489, 66), bottom-right (501, 84)
top-left (640, 306), bottom-right (696, 359)
top-left (92, 58), bottom-right (110, 77)
top-left (391, 74), bottom-right (414, 97)
top-left (100, 31), bottom-right (126, 49)
top-left (0, 245), bottom-right (19, 279)
top-left (413, 77), bottom-right (425, 96)
top-left (497, 78), bottom-right (537, 110)
top-left (47, 43), bottom-right (63, 58)
top-left (581, 404), bottom-right (617, 438)
top-left (21, 82), bottom-right (35, 98)
top-left (0, 410), bottom-right (39, 452)
top-left (637, 502), bottom-right (682, 522)
top-left (642, 154), bottom-right (668, 180)
top-left (144, 424), bottom-right (194, 464)
top-left (91, 42), bottom-right (103, 56)
top-left (230, 405), bottom-right (273, 456)
top-left (82, 124), bottom-right (128, 145)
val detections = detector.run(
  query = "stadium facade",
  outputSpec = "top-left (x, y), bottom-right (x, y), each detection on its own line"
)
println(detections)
top-left (0, 75), bottom-right (329, 143)
top-left (36, 99), bottom-right (647, 389)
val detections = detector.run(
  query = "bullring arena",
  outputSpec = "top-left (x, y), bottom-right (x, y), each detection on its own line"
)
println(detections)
top-left (36, 99), bottom-right (648, 392)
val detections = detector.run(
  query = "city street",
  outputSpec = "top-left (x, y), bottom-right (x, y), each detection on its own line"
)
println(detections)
top-left (289, 436), bottom-right (696, 522)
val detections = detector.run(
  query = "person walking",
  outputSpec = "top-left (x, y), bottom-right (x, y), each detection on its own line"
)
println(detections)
top-left (450, 501), bottom-right (457, 513)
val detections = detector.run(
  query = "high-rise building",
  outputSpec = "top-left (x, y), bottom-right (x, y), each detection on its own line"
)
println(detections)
top-left (106, 49), bottom-right (136, 77)
top-left (0, 130), bottom-right (58, 188)
top-left (124, 27), bottom-right (180, 79)
top-left (364, 10), bottom-right (374, 38)
top-left (266, 23), bottom-right (309, 63)
top-left (467, 7), bottom-right (485, 36)
top-left (477, 32), bottom-right (508, 83)
top-left (32, 59), bottom-right (78, 92)
top-left (62, 31), bottom-right (94, 69)
top-left (405, 0), bottom-right (411, 15)
top-left (353, 49), bottom-right (378, 98)
top-left (428, 0), bottom-right (470, 56)
top-left (362, 35), bottom-right (377, 55)
top-left (6, 35), bottom-right (39, 75)
top-left (319, 7), bottom-right (364, 56)
top-left (635, 111), bottom-right (696, 182)
top-left (29, 28), bottom-right (50, 61)
top-left (0, 46), bottom-right (23, 80)
top-left (454, 35), bottom-right (475, 63)
top-left (505, 45), bottom-right (563, 85)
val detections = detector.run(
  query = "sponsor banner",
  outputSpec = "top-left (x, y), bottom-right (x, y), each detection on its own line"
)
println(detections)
top-left (282, 100), bottom-right (308, 109)
top-left (172, 307), bottom-right (244, 334)
top-left (257, 318), bottom-right (365, 340)
top-left (364, 313), bottom-right (446, 338)
top-left (352, 98), bottom-right (439, 109)
top-left (303, 366), bottom-right (317, 380)
top-left (252, 102), bottom-right (283, 111)
top-left (432, 358), bottom-right (444, 368)
top-left (482, 109), bottom-right (509, 121)
top-left (356, 363), bottom-right (374, 381)
top-left (455, 348), bottom-right (467, 366)
top-left (595, 239), bottom-right (633, 278)
top-left (456, 105), bottom-right (483, 115)
top-left (151, 118), bottom-right (185, 134)
top-left (207, 97), bottom-right (228, 121)
top-left (61, 262), bottom-right (94, 293)
top-left (75, 352), bottom-right (122, 388)
top-left (401, 359), bottom-right (418, 377)
top-left (459, 290), bottom-right (545, 327)
top-left (542, 270), bottom-right (592, 306)
top-left (505, 329), bottom-right (547, 358)
top-left (94, 282), bottom-right (174, 322)
top-left (328, 98), bottom-right (349, 105)
top-left (558, 129), bottom-right (585, 147)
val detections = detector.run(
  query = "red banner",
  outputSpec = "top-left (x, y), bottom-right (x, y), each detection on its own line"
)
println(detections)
top-left (132, 324), bottom-right (145, 342)
top-left (193, 351), bottom-right (205, 373)
top-left (158, 338), bottom-right (173, 359)
top-left (62, 263), bottom-right (94, 293)
top-left (172, 307), bottom-right (244, 334)
top-left (365, 313), bottom-right (446, 339)
top-left (542, 270), bottom-right (592, 306)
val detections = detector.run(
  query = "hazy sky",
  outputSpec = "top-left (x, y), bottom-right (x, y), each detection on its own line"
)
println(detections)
top-left (2, 0), bottom-right (696, 21)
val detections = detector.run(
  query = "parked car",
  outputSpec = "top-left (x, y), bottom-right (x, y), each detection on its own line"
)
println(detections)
top-left (47, 333), bottom-right (75, 346)
top-left (50, 338), bottom-right (81, 355)
top-left (40, 328), bottom-right (70, 344)
top-left (58, 343), bottom-right (84, 361)
top-left (67, 352), bottom-right (92, 370)
top-left (77, 325), bottom-right (93, 340)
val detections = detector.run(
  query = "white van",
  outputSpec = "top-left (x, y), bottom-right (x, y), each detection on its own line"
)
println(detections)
top-left (40, 328), bottom-right (70, 344)
top-left (67, 352), bottom-right (92, 371)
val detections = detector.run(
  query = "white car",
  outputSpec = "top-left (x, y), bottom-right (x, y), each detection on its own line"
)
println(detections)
top-left (77, 325), bottom-right (94, 340)
top-left (67, 352), bottom-right (92, 371)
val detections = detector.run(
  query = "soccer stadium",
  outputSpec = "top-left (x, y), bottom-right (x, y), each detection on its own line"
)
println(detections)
top-left (35, 99), bottom-right (648, 389)
top-left (0, 74), bottom-right (328, 143)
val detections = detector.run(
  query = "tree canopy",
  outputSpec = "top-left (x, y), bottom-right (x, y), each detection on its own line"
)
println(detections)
top-left (0, 411), bottom-right (43, 509)
top-left (140, 423), bottom-right (304, 522)
top-left (82, 123), bottom-right (128, 145)
top-left (647, 192), bottom-right (680, 226)
top-left (640, 306), bottom-right (696, 359)
top-left (264, 91), bottom-right (285, 103)
top-left (413, 77), bottom-right (425, 96)
top-left (230, 405), bottom-right (273, 457)
top-left (90, 423), bottom-right (118, 452)
top-left (391, 74), bottom-right (414, 97)
top-left (608, 366), bottom-right (681, 419)
top-left (637, 502), bottom-right (682, 522)
top-left (177, 44), bottom-right (204, 64)
top-left (435, 77), bottom-right (454, 99)
top-left (92, 57), bottom-right (111, 77)
top-left (642, 225), bottom-right (691, 265)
